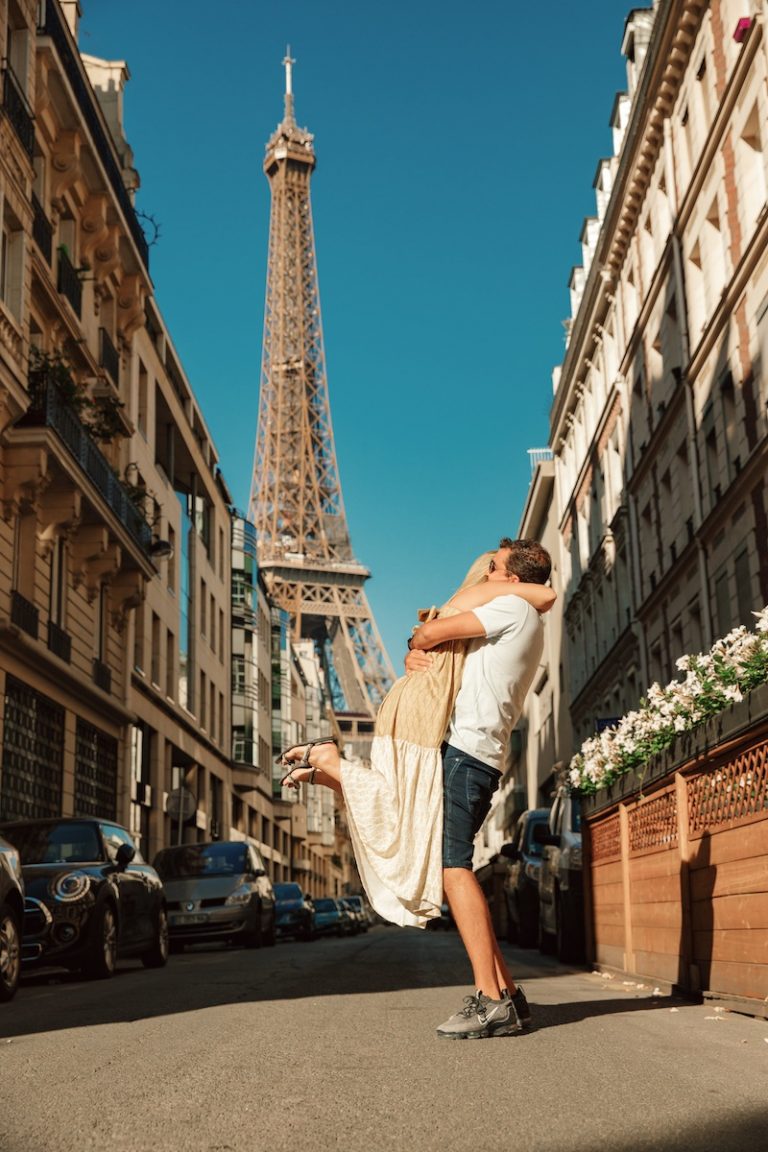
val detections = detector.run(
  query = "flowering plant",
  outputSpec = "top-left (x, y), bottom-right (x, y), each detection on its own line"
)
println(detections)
top-left (569, 606), bottom-right (768, 795)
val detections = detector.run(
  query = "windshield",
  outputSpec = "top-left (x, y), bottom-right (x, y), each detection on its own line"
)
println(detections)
top-left (274, 883), bottom-right (303, 900)
top-left (154, 842), bottom-right (247, 880)
top-left (314, 899), bottom-right (336, 912)
top-left (2, 822), bottom-right (102, 865)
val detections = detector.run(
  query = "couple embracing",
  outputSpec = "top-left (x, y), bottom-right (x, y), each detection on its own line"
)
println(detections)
top-left (280, 537), bottom-right (553, 1039)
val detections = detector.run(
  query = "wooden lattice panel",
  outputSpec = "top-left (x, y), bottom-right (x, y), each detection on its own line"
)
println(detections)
top-left (629, 790), bottom-right (678, 853)
top-left (688, 741), bottom-right (768, 835)
top-left (590, 814), bottom-right (621, 862)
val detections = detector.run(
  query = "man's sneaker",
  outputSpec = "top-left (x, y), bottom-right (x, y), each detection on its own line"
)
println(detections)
top-left (502, 984), bottom-right (532, 1028)
top-left (436, 992), bottom-right (522, 1039)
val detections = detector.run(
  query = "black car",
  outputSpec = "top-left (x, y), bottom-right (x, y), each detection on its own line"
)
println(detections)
top-left (153, 841), bottom-right (276, 950)
top-left (0, 834), bottom-right (24, 1001)
top-left (273, 882), bottom-right (316, 941)
top-left (501, 808), bottom-right (551, 948)
top-left (0, 818), bottom-right (169, 979)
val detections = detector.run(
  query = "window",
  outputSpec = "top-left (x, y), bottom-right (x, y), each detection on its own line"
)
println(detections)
top-left (96, 582), bottom-right (108, 661)
top-left (137, 360), bottom-right (148, 436)
top-left (738, 103), bottom-right (767, 233)
top-left (166, 630), bottom-right (175, 698)
top-left (734, 549), bottom-right (752, 627)
top-left (49, 537), bottom-right (67, 627)
top-left (134, 604), bottom-right (145, 673)
top-left (200, 578), bottom-right (207, 638)
top-left (714, 569), bottom-right (731, 636)
top-left (151, 612), bottom-right (161, 685)
top-left (0, 200), bottom-right (24, 319)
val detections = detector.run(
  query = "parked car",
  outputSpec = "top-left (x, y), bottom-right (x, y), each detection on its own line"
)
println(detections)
top-left (538, 786), bottom-right (585, 962)
top-left (273, 882), bottom-right (316, 941)
top-left (313, 897), bottom-right (353, 937)
top-left (0, 818), bottom-right (168, 979)
top-left (153, 841), bottom-right (275, 951)
top-left (501, 808), bottom-right (551, 948)
top-left (339, 898), bottom-right (365, 934)
top-left (0, 834), bottom-right (24, 1001)
top-left (343, 894), bottom-right (372, 931)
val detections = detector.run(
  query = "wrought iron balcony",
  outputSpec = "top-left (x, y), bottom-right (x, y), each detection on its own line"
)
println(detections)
top-left (32, 194), bottom-right (53, 265)
top-left (21, 373), bottom-right (152, 554)
top-left (2, 66), bottom-right (34, 158)
top-left (37, 0), bottom-right (149, 270)
top-left (11, 591), bottom-right (39, 639)
top-left (47, 619), bottom-right (72, 662)
top-left (57, 247), bottom-right (82, 317)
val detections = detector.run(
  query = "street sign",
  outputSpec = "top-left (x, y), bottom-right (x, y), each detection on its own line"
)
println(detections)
top-left (166, 786), bottom-right (196, 822)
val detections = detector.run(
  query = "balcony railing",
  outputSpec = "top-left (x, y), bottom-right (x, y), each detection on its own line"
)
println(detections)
top-left (92, 658), bottom-right (112, 693)
top-left (57, 247), bottom-right (82, 317)
top-left (99, 327), bottom-right (119, 387)
top-left (37, 0), bottom-right (149, 270)
top-left (11, 591), bottom-right (39, 639)
top-left (527, 447), bottom-right (554, 476)
top-left (22, 373), bottom-right (152, 554)
top-left (32, 194), bottom-right (53, 265)
top-left (2, 66), bottom-right (34, 158)
top-left (47, 619), bottom-right (72, 662)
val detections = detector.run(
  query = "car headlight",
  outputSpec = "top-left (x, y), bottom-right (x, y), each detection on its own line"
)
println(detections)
top-left (51, 872), bottom-right (91, 902)
top-left (224, 885), bottom-right (253, 907)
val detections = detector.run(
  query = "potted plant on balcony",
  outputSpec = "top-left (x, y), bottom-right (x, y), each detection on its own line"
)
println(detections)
top-left (28, 348), bottom-right (126, 442)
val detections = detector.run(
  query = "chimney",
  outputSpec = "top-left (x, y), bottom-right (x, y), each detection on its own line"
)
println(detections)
top-left (60, 1), bottom-right (82, 42)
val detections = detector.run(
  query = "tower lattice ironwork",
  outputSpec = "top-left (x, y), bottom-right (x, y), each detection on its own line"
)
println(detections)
top-left (249, 54), bottom-right (394, 718)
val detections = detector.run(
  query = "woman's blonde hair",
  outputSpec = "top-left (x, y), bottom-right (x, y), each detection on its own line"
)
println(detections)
top-left (455, 551), bottom-right (493, 593)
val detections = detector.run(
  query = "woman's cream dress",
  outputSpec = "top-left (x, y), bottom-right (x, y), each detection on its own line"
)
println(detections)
top-left (340, 554), bottom-right (493, 928)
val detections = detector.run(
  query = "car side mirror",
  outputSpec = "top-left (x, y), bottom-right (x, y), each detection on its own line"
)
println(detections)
top-left (115, 842), bottom-right (135, 870)
top-left (499, 843), bottom-right (519, 861)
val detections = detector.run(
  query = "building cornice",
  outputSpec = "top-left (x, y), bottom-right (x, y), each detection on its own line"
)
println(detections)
top-left (551, 0), bottom-right (707, 441)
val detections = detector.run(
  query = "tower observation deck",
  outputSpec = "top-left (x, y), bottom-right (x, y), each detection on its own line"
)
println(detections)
top-left (249, 53), bottom-right (395, 722)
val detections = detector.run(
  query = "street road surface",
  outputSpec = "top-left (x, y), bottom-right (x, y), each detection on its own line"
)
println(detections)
top-left (1, 926), bottom-right (766, 1152)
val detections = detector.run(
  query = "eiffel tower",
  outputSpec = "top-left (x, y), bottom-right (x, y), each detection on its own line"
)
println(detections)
top-left (249, 53), bottom-right (394, 725)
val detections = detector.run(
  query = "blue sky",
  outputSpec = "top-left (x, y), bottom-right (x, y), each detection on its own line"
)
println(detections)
top-left (79, 0), bottom-right (632, 668)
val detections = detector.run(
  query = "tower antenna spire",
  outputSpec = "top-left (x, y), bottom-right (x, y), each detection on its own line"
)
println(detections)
top-left (283, 46), bottom-right (296, 124)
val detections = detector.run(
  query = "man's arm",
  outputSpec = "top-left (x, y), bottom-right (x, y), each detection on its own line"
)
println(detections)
top-left (409, 610), bottom-right (485, 652)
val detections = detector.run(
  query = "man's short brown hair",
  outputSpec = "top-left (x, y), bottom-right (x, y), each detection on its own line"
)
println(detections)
top-left (498, 538), bottom-right (551, 585)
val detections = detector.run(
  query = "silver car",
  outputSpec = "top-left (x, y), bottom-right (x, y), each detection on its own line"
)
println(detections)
top-left (0, 834), bottom-right (23, 1001)
top-left (153, 841), bottom-right (275, 951)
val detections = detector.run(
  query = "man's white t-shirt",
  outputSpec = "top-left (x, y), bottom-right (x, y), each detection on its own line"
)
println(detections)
top-left (446, 595), bottom-right (544, 772)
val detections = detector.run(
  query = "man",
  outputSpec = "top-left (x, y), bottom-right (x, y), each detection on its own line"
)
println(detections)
top-left (405, 537), bottom-right (551, 1038)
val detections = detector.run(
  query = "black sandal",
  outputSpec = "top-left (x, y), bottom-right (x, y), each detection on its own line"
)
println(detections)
top-left (277, 737), bottom-right (338, 788)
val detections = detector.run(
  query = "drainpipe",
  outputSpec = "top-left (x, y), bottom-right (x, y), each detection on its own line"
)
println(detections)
top-left (663, 118), bottom-right (713, 648)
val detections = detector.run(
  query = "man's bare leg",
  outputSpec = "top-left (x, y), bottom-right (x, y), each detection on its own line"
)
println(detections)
top-left (443, 867), bottom-right (503, 999)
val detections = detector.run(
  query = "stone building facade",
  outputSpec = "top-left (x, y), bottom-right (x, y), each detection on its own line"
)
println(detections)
top-left (552, 0), bottom-right (768, 758)
top-left (0, 0), bottom-right (356, 895)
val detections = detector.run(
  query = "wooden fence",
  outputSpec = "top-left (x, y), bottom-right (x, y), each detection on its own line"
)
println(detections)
top-left (582, 697), bottom-right (768, 1016)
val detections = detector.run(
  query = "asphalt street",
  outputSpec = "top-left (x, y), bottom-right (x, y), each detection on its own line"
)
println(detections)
top-left (1, 925), bottom-right (766, 1152)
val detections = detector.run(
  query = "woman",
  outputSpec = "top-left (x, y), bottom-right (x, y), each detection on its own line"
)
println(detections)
top-left (279, 548), bottom-right (554, 928)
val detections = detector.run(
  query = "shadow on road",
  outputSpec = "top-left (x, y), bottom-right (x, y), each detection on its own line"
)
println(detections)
top-left (1, 927), bottom-right (687, 1041)
top-left (580, 1110), bottom-right (768, 1152)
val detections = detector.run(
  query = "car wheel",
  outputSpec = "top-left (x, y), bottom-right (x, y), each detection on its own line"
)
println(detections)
top-left (84, 901), bottom-right (118, 980)
top-left (505, 899), bottom-right (518, 944)
top-left (518, 899), bottom-right (538, 949)
top-left (557, 894), bottom-right (585, 964)
top-left (538, 914), bottom-right (557, 955)
top-left (0, 901), bottom-right (21, 1002)
top-left (142, 906), bottom-right (170, 969)
top-left (243, 911), bottom-right (263, 949)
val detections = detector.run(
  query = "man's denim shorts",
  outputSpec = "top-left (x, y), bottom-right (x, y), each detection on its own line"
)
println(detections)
top-left (442, 743), bottom-right (502, 869)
